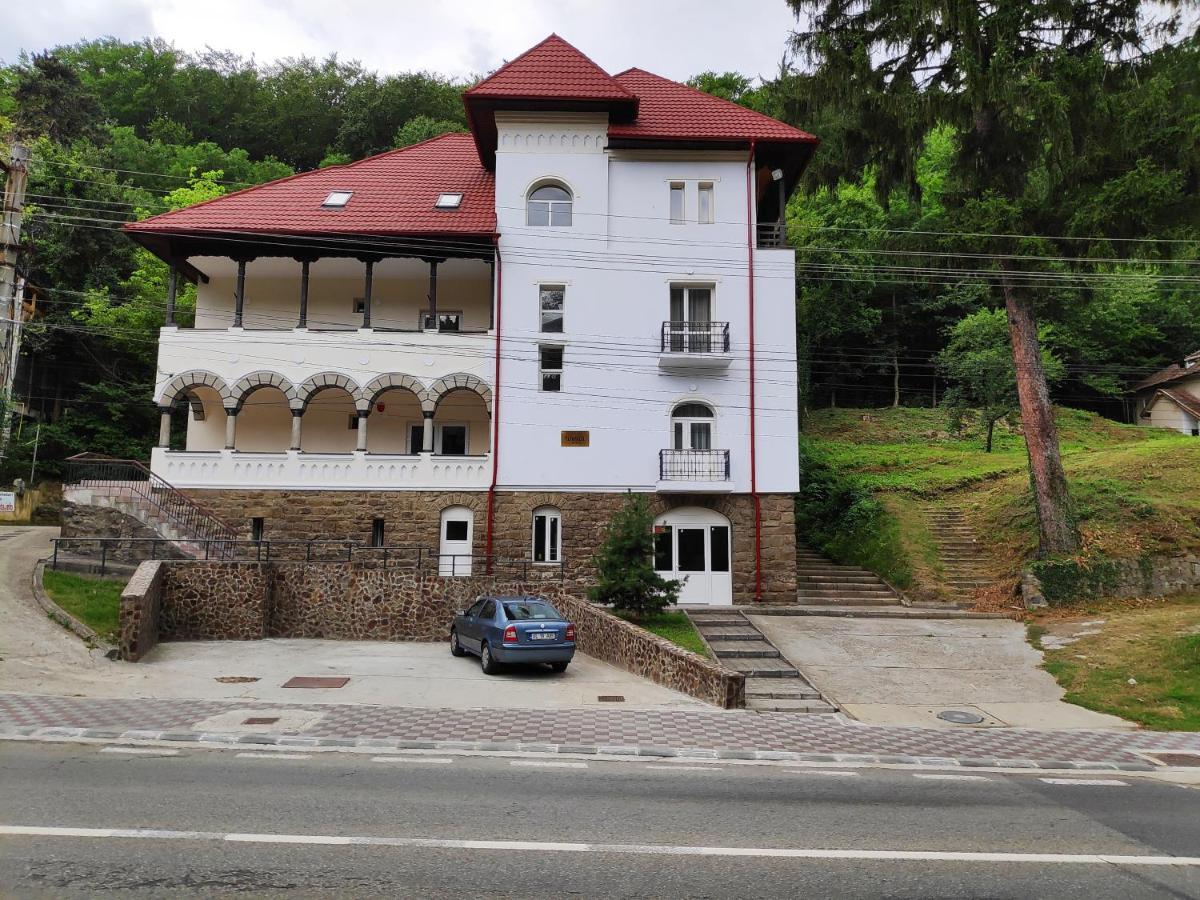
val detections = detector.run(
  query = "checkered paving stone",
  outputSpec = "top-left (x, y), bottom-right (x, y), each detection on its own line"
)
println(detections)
top-left (2, 692), bottom-right (1199, 763)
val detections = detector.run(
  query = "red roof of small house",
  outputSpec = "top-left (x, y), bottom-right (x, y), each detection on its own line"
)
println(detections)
top-left (466, 34), bottom-right (635, 102)
top-left (1132, 352), bottom-right (1200, 392)
top-left (608, 68), bottom-right (818, 145)
top-left (124, 133), bottom-right (495, 239)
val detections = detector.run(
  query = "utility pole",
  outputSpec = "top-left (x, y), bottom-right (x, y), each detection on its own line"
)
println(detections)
top-left (0, 144), bottom-right (30, 462)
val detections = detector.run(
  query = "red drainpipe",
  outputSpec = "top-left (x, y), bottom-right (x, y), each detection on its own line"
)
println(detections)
top-left (745, 141), bottom-right (763, 602)
top-left (485, 235), bottom-right (503, 575)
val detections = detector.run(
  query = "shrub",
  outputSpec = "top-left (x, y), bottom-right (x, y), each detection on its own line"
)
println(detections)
top-left (589, 493), bottom-right (680, 618)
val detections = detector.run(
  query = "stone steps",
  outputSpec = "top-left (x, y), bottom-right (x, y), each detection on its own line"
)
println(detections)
top-left (927, 506), bottom-right (999, 596)
top-left (721, 657), bottom-right (802, 677)
top-left (745, 698), bottom-right (838, 713)
top-left (706, 642), bottom-right (780, 658)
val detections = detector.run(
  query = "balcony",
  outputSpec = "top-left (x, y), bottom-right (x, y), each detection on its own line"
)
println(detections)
top-left (656, 449), bottom-right (732, 493)
top-left (151, 448), bottom-right (491, 491)
top-left (658, 322), bottom-right (732, 371)
top-left (756, 222), bottom-right (787, 249)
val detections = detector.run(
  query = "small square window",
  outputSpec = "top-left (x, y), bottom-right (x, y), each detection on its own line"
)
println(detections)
top-left (698, 182), bottom-right (714, 224)
top-left (540, 285), bottom-right (564, 333)
top-left (250, 517), bottom-right (264, 542)
top-left (322, 190), bottom-right (353, 208)
top-left (435, 192), bottom-right (463, 209)
top-left (371, 518), bottom-right (385, 547)
top-left (539, 345), bottom-right (563, 392)
top-left (669, 182), bottom-right (685, 224)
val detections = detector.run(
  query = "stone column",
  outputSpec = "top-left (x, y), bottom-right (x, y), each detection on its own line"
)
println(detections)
top-left (421, 410), bottom-right (435, 453)
top-left (356, 410), bottom-right (369, 451)
top-left (224, 410), bottom-right (238, 449)
top-left (165, 262), bottom-right (177, 327)
top-left (297, 259), bottom-right (310, 328)
top-left (157, 408), bottom-right (172, 448)
top-left (233, 260), bottom-right (246, 328)
top-left (290, 409), bottom-right (303, 450)
top-left (361, 259), bottom-right (374, 329)
top-left (426, 258), bottom-right (440, 328)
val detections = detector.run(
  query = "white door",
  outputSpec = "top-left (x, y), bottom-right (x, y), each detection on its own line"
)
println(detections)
top-left (439, 506), bottom-right (473, 576)
top-left (653, 508), bottom-right (732, 605)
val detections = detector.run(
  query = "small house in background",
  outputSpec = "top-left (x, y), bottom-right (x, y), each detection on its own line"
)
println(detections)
top-left (1132, 351), bottom-right (1200, 436)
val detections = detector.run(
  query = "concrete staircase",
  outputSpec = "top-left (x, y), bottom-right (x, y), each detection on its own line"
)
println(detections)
top-left (66, 486), bottom-right (208, 557)
top-left (927, 507), bottom-right (993, 597)
top-left (686, 610), bottom-right (837, 714)
top-left (796, 545), bottom-right (904, 607)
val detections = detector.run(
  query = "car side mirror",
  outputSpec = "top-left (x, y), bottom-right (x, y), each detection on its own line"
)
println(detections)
top-left (455, 609), bottom-right (467, 617)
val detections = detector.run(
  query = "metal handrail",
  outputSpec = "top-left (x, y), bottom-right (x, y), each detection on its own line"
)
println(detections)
top-left (63, 454), bottom-right (239, 557)
top-left (660, 321), bottom-right (731, 354)
top-left (658, 448), bottom-right (731, 481)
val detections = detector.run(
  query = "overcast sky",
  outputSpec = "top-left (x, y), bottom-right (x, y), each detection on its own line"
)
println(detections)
top-left (1, 0), bottom-right (801, 83)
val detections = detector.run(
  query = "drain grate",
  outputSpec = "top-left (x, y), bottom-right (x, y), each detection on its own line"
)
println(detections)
top-left (598, 695), bottom-right (626, 703)
top-left (283, 676), bottom-right (350, 689)
top-left (242, 717), bottom-right (280, 725)
top-left (1145, 752), bottom-right (1200, 767)
top-left (215, 676), bottom-right (260, 684)
top-left (937, 709), bottom-right (986, 725)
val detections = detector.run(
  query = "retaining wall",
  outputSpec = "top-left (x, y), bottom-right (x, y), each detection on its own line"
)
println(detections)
top-left (1023, 552), bottom-right (1200, 607)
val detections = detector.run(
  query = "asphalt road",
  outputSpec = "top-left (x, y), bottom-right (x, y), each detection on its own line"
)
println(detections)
top-left (1, 742), bottom-right (1198, 898)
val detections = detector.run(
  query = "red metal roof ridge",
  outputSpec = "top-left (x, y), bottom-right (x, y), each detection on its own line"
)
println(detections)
top-left (464, 33), bottom-right (634, 99)
top-left (124, 133), bottom-right (477, 233)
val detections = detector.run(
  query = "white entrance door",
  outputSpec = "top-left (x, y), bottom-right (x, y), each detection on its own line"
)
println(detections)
top-left (653, 508), bottom-right (732, 605)
top-left (439, 506), bottom-right (473, 576)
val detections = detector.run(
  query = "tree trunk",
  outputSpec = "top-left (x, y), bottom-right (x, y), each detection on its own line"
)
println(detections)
top-left (892, 349), bottom-right (900, 407)
top-left (1000, 265), bottom-right (1079, 556)
top-left (985, 417), bottom-right (995, 453)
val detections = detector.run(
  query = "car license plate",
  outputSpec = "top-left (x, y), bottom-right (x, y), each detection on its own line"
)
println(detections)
top-left (530, 632), bottom-right (555, 641)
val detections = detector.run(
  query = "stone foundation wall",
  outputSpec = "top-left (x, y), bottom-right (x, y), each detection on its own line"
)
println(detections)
top-left (60, 502), bottom-right (188, 563)
top-left (184, 488), bottom-right (797, 604)
top-left (1024, 552), bottom-right (1200, 607)
top-left (119, 560), bottom-right (743, 707)
top-left (119, 560), bottom-right (166, 661)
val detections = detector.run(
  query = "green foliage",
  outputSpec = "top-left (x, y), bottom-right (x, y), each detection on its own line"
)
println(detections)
top-left (12, 52), bottom-right (104, 143)
top-left (393, 115), bottom-right (467, 148)
top-left (589, 493), bottom-right (680, 618)
top-left (1029, 558), bottom-right (1122, 605)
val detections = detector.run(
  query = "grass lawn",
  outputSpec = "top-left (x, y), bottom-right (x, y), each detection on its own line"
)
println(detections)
top-left (41, 569), bottom-right (123, 642)
top-left (616, 610), bottom-right (710, 658)
top-left (1029, 596), bottom-right (1200, 731)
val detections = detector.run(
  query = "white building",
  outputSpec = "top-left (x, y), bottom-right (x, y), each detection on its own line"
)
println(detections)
top-left (124, 35), bottom-right (819, 605)
top-left (1133, 350), bottom-right (1200, 436)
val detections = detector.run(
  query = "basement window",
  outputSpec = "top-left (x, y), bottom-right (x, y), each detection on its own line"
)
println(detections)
top-left (435, 192), bottom-right (463, 209)
top-left (322, 190), bottom-right (353, 208)
top-left (371, 518), bottom-right (385, 547)
top-left (250, 517), bottom-right (264, 542)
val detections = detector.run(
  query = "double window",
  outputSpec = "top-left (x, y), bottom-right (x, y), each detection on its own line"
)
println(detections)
top-left (672, 402), bottom-right (714, 450)
top-left (539, 345), bottom-right (563, 392)
top-left (668, 181), bottom-right (715, 225)
top-left (527, 183), bottom-right (573, 226)
top-left (532, 506), bottom-right (562, 564)
top-left (408, 422), bottom-right (468, 455)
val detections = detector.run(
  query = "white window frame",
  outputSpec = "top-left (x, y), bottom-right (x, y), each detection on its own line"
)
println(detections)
top-left (670, 402), bottom-right (715, 451)
top-left (669, 182), bottom-right (686, 224)
top-left (532, 506), bottom-right (562, 564)
top-left (435, 422), bottom-right (470, 456)
top-left (697, 182), bottom-right (715, 224)
top-left (539, 284), bottom-right (565, 333)
top-left (539, 344), bottom-right (564, 392)
top-left (526, 182), bottom-right (573, 227)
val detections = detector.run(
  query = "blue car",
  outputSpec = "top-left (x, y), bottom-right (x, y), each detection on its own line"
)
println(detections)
top-left (450, 595), bottom-right (576, 675)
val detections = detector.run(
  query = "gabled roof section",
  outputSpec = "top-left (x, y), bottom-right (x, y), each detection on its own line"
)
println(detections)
top-left (609, 68), bottom-right (818, 145)
top-left (1132, 351), bottom-right (1200, 392)
top-left (124, 133), bottom-right (495, 240)
top-left (466, 34), bottom-right (635, 102)
top-left (1152, 387), bottom-right (1200, 420)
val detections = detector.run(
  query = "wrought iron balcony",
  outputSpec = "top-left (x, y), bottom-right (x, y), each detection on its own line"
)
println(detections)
top-left (658, 449), bottom-right (731, 482)
top-left (659, 322), bottom-right (732, 370)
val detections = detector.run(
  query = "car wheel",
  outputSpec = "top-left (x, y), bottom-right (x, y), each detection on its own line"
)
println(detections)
top-left (480, 642), bottom-right (500, 675)
top-left (550, 661), bottom-right (569, 673)
top-left (450, 629), bottom-right (466, 657)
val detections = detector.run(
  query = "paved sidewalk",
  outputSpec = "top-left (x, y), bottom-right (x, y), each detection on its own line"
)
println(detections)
top-left (2, 692), bottom-right (1198, 770)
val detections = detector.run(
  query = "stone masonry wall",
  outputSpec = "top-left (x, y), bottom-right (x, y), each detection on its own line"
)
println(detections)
top-left (60, 502), bottom-right (188, 563)
top-left (120, 560), bottom-right (743, 707)
top-left (185, 489), bottom-right (797, 605)
top-left (1023, 552), bottom-right (1200, 607)
top-left (118, 560), bottom-right (166, 661)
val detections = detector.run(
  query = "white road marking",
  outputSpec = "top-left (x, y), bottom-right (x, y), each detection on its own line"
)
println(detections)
top-left (912, 773), bottom-right (992, 782)
top-left (644, 765), bottom-right (723, 772)
top-left (2, 825), bottom-right (1198, 866)
top-left (371, 757), bottom-right (454, 765)
top-left (785, 769), bottom-right (859, 778)
top-left (99, 747), bottom-right (179, 756)
top-left (510, 760), bottom-right (588, 769)
top-left (1039, 778), bottom-right (1129, 787)
top-left (235, 752), bottom-right (312, 760)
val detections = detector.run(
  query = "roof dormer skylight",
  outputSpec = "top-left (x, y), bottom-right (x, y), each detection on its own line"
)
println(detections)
top-left (322, 190), bottom-right (353, 208)
top-left (435, 192), bottom-right (463, 210)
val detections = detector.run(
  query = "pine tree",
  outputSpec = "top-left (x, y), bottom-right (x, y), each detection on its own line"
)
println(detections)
top-left (588, 493), bottom-right (680, 619)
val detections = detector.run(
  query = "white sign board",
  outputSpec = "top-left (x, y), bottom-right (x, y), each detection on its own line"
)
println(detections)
top-left (0, 493), bottom-right (15, 514)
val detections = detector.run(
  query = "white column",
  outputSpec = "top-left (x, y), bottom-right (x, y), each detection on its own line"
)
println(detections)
top-left (290, 410), bottom-right (303, 451)
top-left (421, 411), bottom-right (435, 453)
top-left (158, 408), bottom-right (172, 448)
top-left (356, 411), bottom-right (369, 451)
top-left (224, 411), bottom-right (237, 449)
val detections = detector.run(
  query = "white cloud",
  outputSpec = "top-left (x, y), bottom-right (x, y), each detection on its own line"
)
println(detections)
top-left (2, 0), bottom-right (800, 83)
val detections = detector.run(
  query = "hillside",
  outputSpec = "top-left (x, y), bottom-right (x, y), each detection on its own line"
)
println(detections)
top-left (799, 407), bottom-right (1200, 604)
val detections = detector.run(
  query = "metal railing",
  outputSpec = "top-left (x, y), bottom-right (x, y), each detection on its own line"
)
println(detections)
top-left (63, 454), bottom-right (239, 557)
top-left (756, 222), bottom-right (787, 248)
top-left (658, 449), bottom-right (731, 481)
top-left (660, 321), bottom-right (730, 354)
top-left (50, 537), bottom-right (566, 579)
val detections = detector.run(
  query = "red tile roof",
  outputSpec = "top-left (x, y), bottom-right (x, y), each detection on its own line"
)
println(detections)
top-left (1157, 387), bottom-right (1200, 419)
top-left (124, 133), bottom-right (495, 238)
top-left (609, 69), bottom-right (818, 145)
top-left (466, 34), bottom-right (635, 102)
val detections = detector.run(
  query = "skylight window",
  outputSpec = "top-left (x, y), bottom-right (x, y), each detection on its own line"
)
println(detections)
top-left (435, 192), bottom-right (463, 210)
top-left (322, 190), bottom-right (353, 208)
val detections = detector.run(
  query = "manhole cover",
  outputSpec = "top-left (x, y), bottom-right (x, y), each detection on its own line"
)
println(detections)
top-left (283, 676), bottom-right (350, 689)
top-left (1145, 753), bottom-right (1200, 767)
top-left (937, 709), bottom-right (986, 724)
top-left (215, 676), bottom-right (260, 684)
top-left (598, 695), bottom-right (626, 703)
top-left (242, 717), bottom-right (280, 725)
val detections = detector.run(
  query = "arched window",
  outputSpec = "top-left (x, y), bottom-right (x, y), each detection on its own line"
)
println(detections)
top-left (671, 402), bottom-right (714, 450)
top-left (532, 505), bottom-right (562, 563)
top-left (526, 183), bottom-right (573, 227)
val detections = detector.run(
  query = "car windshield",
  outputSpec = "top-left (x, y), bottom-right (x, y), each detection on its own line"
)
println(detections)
top-left (502, 601), bottom-right (560, 621)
